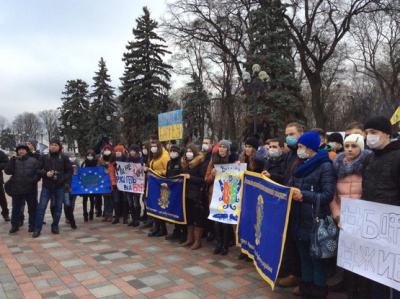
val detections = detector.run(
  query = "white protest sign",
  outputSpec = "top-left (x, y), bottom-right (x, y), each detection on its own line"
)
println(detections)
top-left (115, 162), bottom-right (145, 194)
top-left (338, 198), bottom-right (400, 291)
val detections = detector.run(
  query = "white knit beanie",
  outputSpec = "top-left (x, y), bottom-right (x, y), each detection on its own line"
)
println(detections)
top-left (344, 134), bottom-right (364, 151)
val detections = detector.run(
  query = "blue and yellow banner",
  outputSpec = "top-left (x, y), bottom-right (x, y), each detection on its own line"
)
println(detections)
top-left (158, 109), bottom-right (183, 141)
top-left (237, 171), bottom-right (293, 290)
top-left (146, 169), bottom-right (186, 224)
top-left (71, 166), bottom-right (111, 195)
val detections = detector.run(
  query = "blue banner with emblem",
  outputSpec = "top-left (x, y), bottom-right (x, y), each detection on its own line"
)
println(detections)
top-left (146, 169), bottom-right (186, 224)
top-left (71, 166), bottom-right (112, 195)
top-left (237, 171), bottom-right (293, 290)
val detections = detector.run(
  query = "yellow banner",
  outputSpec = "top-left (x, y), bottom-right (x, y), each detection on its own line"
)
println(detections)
top-left (158, 124), bottom-right (183, 141)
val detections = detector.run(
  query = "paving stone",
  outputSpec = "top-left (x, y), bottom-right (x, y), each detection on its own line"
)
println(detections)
top-left (89, 284), bottom-right (122, 297)
top-left (164, 290), bottom-right (200, 299)
top-left (139, 274), bottom-right (170, 286)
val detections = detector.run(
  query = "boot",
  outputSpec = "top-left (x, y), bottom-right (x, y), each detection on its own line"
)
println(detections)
top-left (311, 284), bottom-right (328, 299)
top-left (65, 206), bottom-right (77, 229)
top-left (83, 212), bottom-right (89, 222)
top-left (132, 207), bottom-right (140, 227)
top-left (101, 216), bottom-right (108, 222)
top-left (220, 224), bottom-right (229, 255)
top-left (181, 226), bottom-right (194, 246)
top-left (148, 220), bottom-right (160, 237)
top-left (112, 202), bottom-right (120, 224)
top-left (179, 225), bottom-right (187, 244)
top-left (298, 281), bottom-right (312, 298)
top-left (107, 215), bottom-right (113, 222)
top-left (122, 201), bottom-right (129, 224)
top-left (95, 195), bottom-right (102, 217)
top-left (89, 212), bottom-right (94, 221)
top-left (190, 227), bottom-right (203, 250)
top-left (213, 223), bottom-right (222, 254)
top-left (156, 221), bottom-right (167, 237)
top-left (127, 206), bottom-right (136, 226)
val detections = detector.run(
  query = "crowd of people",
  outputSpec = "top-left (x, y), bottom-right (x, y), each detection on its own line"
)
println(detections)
top-left (1, 115), bottom-right (400, 299)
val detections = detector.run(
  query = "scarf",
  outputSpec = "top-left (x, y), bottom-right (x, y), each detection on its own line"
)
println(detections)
top-left (333, 150), bottom-right (371, 179)
top-left (293, 149), bottom-right (331, 178)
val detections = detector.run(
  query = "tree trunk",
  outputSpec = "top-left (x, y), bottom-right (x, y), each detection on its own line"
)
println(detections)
top-left (308, 72), bottom-right (327, 130)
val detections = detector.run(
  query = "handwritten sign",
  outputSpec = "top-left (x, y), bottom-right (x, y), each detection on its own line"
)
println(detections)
top-left (158, 110), bottom-right (183, 141)
top-left (208, 163), bottom-right (246, 224)
top-left (115, 162), bottom-right (145, 194)
top-left (338, 198), bottom-right (400, 291)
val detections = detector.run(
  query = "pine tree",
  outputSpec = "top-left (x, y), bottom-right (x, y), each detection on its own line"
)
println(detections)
top-left (59, 79), bottom-right (90, 154)
top-left (120, 6), bottom-right (172, 143)
top-left (182, 73), bottom-right (212, 144)
top-left (89, 57), bottom-right (117, 145)
top-left (245, 0), bottom-right (306, 139)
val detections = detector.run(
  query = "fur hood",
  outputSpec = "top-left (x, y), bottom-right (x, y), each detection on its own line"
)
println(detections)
top-left (333, 150), bottom-right (371, 179)
top-left (181, 153), bottom-right (205, 169)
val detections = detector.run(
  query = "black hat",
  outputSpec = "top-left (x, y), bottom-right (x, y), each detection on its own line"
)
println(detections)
top-left (16, 143), bottom-right (30, 152)
top-left (327, 132), bottom-right (344, 145)
top-left (49, 138), bottom-right (62, 149)
top-left (129, 144), bottom-right (140, 153)
top-left (170, 144), bottom-right (180, 153)
top-left (245, 137), bottom-right (260, 150)
top-left (364, 115), bottom-right (392, 135)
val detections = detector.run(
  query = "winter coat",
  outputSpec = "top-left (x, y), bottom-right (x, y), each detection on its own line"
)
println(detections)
top-left (362, 140), bottom-right (400, 206)
top-left (81, 158), bottom-right (98, 168)
top-left (288, 150), bottom-right (336, 241)
top-left (240, 146), bottom-right (266, 173)
top-left (330, 150), bottom-right (371, 219)
top-left (182, 154), bottom-right (207, 201)
top-left (281, 146), bottom-right (299, 185)
top-left (166, 157), bottom-right (182, 178)
top-left (4, 155), bottom-right (41, 195)
top-left (38, 152), bottom-right (73, 190)
top-left (149, 148), bottom-right (170, 176)
top-left (0, 150), bottom-right (9, 183)
top-left (108, 155), bottom-right (127, 187)
top-left (264, 152), bottom-right (286, 183)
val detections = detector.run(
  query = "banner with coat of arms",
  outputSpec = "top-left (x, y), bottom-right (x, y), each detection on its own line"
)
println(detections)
top-left (208, 163), bottom-right (247, 224)
top-left (71, 166), bottom-right (112, 195)
top-left (237, 171), bottom-right (293, 290)
top-left (146, 169), bottom-right (187, 224)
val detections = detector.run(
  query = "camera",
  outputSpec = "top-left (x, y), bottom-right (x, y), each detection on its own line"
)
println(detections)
top-left (53, 171), bottom-right (59, 181)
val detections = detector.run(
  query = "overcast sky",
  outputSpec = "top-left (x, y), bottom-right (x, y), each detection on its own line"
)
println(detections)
top-left (0, 0), bottom-right (168, 125)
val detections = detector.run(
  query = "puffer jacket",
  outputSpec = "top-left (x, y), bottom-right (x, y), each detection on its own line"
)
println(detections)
top-left (182, 154), bottom-right (207, 200)
top-left (38, 152), bottom-right (73, 189)
top-left (4, 155), bottom-right (41, 195)
top-left (330, 150), bottom-right (371, 219)
top-left (166, 157), bottom-right (182, 178)
top-left (264, 152), bottom-right (286, 184)
top-left (288, 150), bottom-right (336, 241)
top-left (149, 148), bottom-right (170, 176)
top-left (362, 140), bottom-right (400, 205)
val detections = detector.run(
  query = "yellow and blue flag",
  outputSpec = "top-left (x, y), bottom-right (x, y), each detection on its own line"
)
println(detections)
top-left (390, 106), bottom-right (400, 125)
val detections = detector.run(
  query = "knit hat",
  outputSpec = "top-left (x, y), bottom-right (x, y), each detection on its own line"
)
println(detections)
top-left (114, 145), bottom-right (125, 152)
top-left (16, 143), bottom-right (30, 152)
top-left (298, 132), bottom-right (321, 152)
top-left (170, 144), bottom-right (180, 153)
top-left (364, 115), bottom-right (392, 135)
top-left (103, 144), bottom-right (112, 152)
top-left (66, 151), bottom-right (76, 158)
top-left (26, 138), bottom-right (38, 149)
top-left (327, 132), bottom-right (344, 145)
top-left (245, 137), bottom-right (259, 150)
top-left (219, 140), bottom-right (231, 151)
top-left (344, 134), bottom-right (365, 151)
top-left (129, 144), bottom-right (140, 153)
top-left (49, 138), bottom-right (62, 149)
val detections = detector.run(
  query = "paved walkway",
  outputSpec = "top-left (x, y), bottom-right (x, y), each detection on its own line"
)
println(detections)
top-left (0, 194), bottom-right (346, 299)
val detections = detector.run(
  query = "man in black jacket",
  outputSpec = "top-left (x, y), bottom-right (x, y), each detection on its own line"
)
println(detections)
top-left (362, 116), bottom-right (400, 299)
top-left (32, 139), bottom-right (72, 238)
top-left (263, 138), bottom-right (286, 181)
top-left (0, 149), bottom-right (10, 222)
top-left (4, 143), bottom-right (41, 233)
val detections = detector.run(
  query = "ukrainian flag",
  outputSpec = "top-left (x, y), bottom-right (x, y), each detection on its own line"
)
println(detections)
top-left (390, 106), bottom-right (400, 125)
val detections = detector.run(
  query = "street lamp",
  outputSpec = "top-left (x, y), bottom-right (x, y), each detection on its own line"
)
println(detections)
top-left (242, 64), bottom-right (270, 134)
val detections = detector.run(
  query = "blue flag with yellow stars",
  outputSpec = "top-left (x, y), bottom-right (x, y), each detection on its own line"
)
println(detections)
top-left (71, 166), bottom-right (111, 195)
top-left (146, 169), bottom-right (186, 224)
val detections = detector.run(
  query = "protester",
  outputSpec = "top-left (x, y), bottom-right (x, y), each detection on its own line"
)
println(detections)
top-left (4, 143), bottom-right (41, 233)
top-left (0, 148), bottom-right (10, 222)
top-left (81, 150), bottom-right (98, 222)
top-left (205, 140), bottom-right (237, 255)
top-left (146, 136), bottom-right (170, 237)
top-left (26, 138), bottom-right (41, 160)
top-left (181, 143), bottom-right (207, 250)
top-left (33, 138), bottom-right (73, 238)
top-left (329, 134), bottom-right (371, 298)
top-left (362, 116), bottom-right (400, 299)
top-left (98, 144), bottom-right (114, 222)
top-left (262, 138), bottom-right (286, 181)
top-left (310, 128), bottom-right (337, 160)
top-left (327, 132), bottom-right (344, 154)
top-left (139, 141), bottom-right (151, 227)
top-left (288, 131), bottom-right (336, 298)
top-left (63, 151), bottom-right (78, 229)
top-left (126, 144), bottom-right (142, 227)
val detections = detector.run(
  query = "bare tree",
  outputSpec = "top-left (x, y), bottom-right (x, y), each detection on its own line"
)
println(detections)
top-left (12, 112), bottom-right (42, 141)
top-left (0, 115), bottom-right (8, 131)
top-left (281, 0), bottom-right (390, 129)
top-left (38, 109), bottom-right (60, 143)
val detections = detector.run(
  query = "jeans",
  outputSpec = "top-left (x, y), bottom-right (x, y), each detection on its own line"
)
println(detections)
top-left (103, 195), bottom-right (113, 216)
top-left (125, 193), bottom-right (140, 209)
top-left (11, 193), bottom-right (37, 227)
top-left (35, 188), bottom-right (64, 232)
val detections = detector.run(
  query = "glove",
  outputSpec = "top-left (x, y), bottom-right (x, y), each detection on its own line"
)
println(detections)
top-left (112, 185), bottom-right (118, 191)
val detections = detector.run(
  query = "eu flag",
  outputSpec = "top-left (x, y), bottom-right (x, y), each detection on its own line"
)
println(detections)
top-left (71, 166), bottom-right (111, 195)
